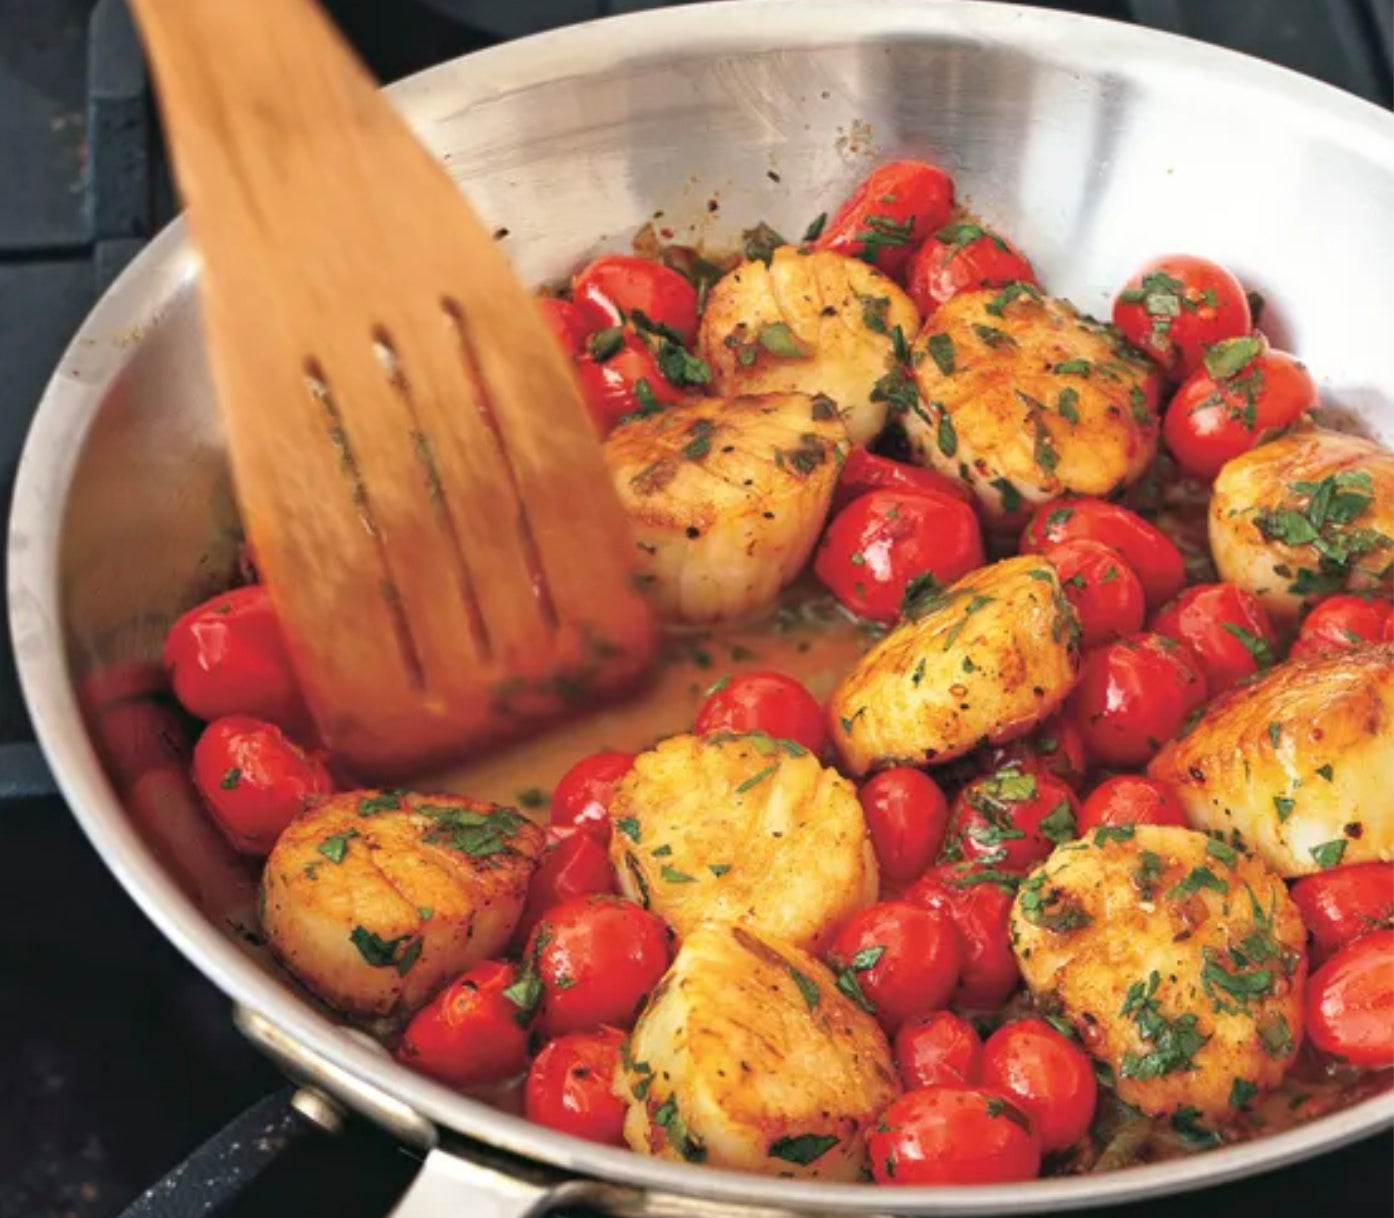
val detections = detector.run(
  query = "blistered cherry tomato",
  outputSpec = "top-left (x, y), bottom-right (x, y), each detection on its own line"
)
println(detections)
top-left (1152, 582), bottom-right (1277, 694)
top-left (1068, 633), bottom-right (1208, 768)
top-left (904, 865), bottom-right (1021, 1008)
top-left (574, 329), bottom-right (683, 435)
top-left (191, 715), bottom-right (332, 854)
top-left (1291, 863), bottom-right (1394, 962)
top-left (827, 902), bottom-right (961, 1034)
top-left (550, 750), bottom-right (635, 844)
top-left (980, 1018), bottom-right (1096, 1154)
top-left (163, 584), bottom-right (309, 732)
top-left (572, 255), bottom-right (700, 345)
top-left (1291, 595), bottom-right (1394, 662)
top-left (831, 446), bottom-right (975, 513)
top-left (1042, 539), bottom-right (1146, 649)
top-left (869, 1086), bottom-right (1041, 1185)
top-left (1022, 498), bottom-right (1186, 610)
top-left (693, 671), bottom-right (826, 755)
top-left (981, 714), bottom-right (1088, 792)
top-left (526, 895), bottom-right (671, 1038)
top-left (947, 767), bottom-right (1079, 874)
top-left (1111, 254), bottom-right (1251, 380)
top-left (906, 223), bottom-right (1037, 317)
top-left (524, 1027), bottom-right (628, 1146)
top-left (514, 830), bottom-right (618, 948)
top-left (894, 1011), bottom-right (983, 1090)
top-left (858, 768), bottom-right (951, 886)
top-left (1078, 775), bottom-right (1187, 834)
top-left (536, 297), bottom-right (591, 356)
top-left (814, 160), bottom-right (955, 278)
top-left (1305, 929), bottom-right (1394, 1068)
top-left (396, 960), bottom-right (530, 1088)
top-left (814, 489), bottom-right (984, 624)
top-left (1163, 340), bottom-right (1317, 481)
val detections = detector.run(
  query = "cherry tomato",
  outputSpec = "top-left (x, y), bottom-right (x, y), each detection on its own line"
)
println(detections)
top-left (526, 895), bottom-right (671, 1038)
top-left (946, 767), bottom-right (1079, 874)
top-left (524, 1026), bottom-right (628, 1146)
top-left (693, 671), bottom-right (826, 755)
top-left (1067, 633), bottom-right (1209, 768)
top-left (396, 960), bottom-right (530, 1088)
top-left (980, 1018), bottom-right (1096, 1153)
top-left (1042, 539), bottom-right (1146, 649)
top-left (858, 768), bottom-right (951, 886)
top-left (826, 901), bottom-right (962, 1034)
top-left (574, 329), bottom-right (683, 436)
top-left (869, 1086), bottom-right (1041, 1185)
top-left (1290, 594), bottom-right (1394, 662)
top-left (981, 714), bottom-right (1088, 792)
top-left (536, 297), bottom-right (591, 356)
top-left (191, 715), bottom-right (332, 854)
top-left (814, 159), bottom-right (955, 278)
top-left (1111, 254), bottom-right (1251, 381)
top-left (1077, 775), bottom-right (1187, 835)
top-left (906, 222), bottom-right (1038, 317)
top-left (514, 830), bottom-right (619, 949)
top-left (814, 489), bottom-right (984, 624)
top-left (831, 446), bottom-right (975, 514)
top-left (1163, 340), bottom-right (1317, 481)
top-left (1151, 582), bottom-right (1277, 694)
top-left (550, 750), bottom-right (635, 844)
top-left (572, 255), bottom-right (700, 346)
top-left (894, 1011), bottom-right (983, 1090)
top-left (1291, 863), bottom-right (1394, 962)
top-left (1021, 498), bottom-right (1187, 610)
top-left (163, 584), bottom-right (310, 732)
top-left (1305, 929), bottom-right (1394, 1068)
top-left (904, 864), bottom-right (1021, 1008)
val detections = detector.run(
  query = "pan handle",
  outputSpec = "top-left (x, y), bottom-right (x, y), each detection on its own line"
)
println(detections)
top-left (385, 1149), bottom-right (555, 1218)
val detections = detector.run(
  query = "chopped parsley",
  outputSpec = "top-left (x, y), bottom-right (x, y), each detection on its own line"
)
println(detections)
top-left (1018, 872), bottom-right (1092, 933)
top-left (943, 594), bottom-right (995, 649)
top-left (220, 767), bottom-right (242, 790)
top-left (1257, 1013), bottom-right (1295, 1058)
top-left (1093, 824), bottom-right (1136, 845)
top-left (357, 792), bottom-right (403, 816)
top-left (348, 927), bottom-right (421, 975)
top-left (1133, 849), bottom-right (1167, 900)
top-left (1054, 358), bottom-right (1091, 376)
top-left (661, 864), bottom-right (698, 884)
top-left (1273, 796), bottom-right (1296, 823)
top-left (802, 212), bottom-right (828, 242)
top-left (1315, 763), bottom-right (1334, 782)
top-left (901, 571), bottom-right (944, 619)
top-left (616, 817), bottom-right (641, 843)
top-left (1038, 801), bottom-right (1078, 844)
top-left (587, 326), bottom-right (624, 361)
top-left (937, 408), bottom-right (958, 457)
top-left (984, 280), bottom-right (1043, 317)
top-left (709, 863), bottom-right (731, 877)
top-left (736, 764), bottom-right (779, 794)
top-left (768, 1133), bottom-right (839, 1165)
top-left (990, 477), bottom-right (1023, 513)
top-left (1057, 387), bottom-right (1081, 423)
top-left (317, 830), bottom-right (359, 864)
top-left (926, 333), bottom-right (956, 375)
top-left (1203, 335), bottom-right (1264, 381)
top-left (854, 213), bottom-right (915, 260)
top-left (742, 222), bottom-right (787, 264)
top-left (1311, 839), bottom-right (1348, 869)
top-left (758, 322), bottom-right (809, 359)
top-left (1229, 1078), bottom-right (1259, 1109)
top-left (834, 946), bottom-right (884, 1013)
top-left (1221, 623), bottom-right (1274, 668)
top-left (787, 965), bottom-right (821, 1012)
top-left (1119, 971), bottom-right (1208, 1079)
top-left (1168, 865), bottom-right (1228, 900)
top-left (418, 803), bottom-right (527, 858)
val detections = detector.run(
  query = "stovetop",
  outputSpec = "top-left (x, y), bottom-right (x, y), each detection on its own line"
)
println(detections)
top-left (1, 2), bottom-right (1390, 1216)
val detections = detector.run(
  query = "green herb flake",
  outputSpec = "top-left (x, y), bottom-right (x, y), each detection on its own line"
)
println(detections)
top-left (927, 333), bottom-right (956, 375)
top-left (1134, 849), bottom-right (1167, 901)
top-left (1093, 825), bottom-right (1137, 845)
top-left (743, 222), bottom-right (787, 264)
top-left (1119, 971), bottom-right (1209, 1080)
top-left (1057, 387), bottom-right (1081, 424)
top-left (802, 212), bottom-right (828, 242)
top-left (787, 965), bottom-right (821, 1012)
top-left (768, 1133), bottom-right (839, 1166)
top-left (317, 830), bottom-right (359, 865)
top-left (1018, 873), bottom-right (1092, 933)
top-left (1038, 801), bottom-right (1077, 845)
top-left (937, 408), bottom-right (958, 458)
top-left (1169, 865), bottom-right (1228, 900)
top-left (943, 594), bottom-right (996, 649)
top-left (1054, 358), bottom-right (1091, 376)
top-left (1273, 796), bottom-right (1296, 823)
top-left (973, 323), bottom-right (1015, 349)
top-left (358, 792), bottom-right (403, 816)
top-left (990, 478), bottom-right (1023, 514)
top-left (1203, 335), bottom-right (1264, 381)
top-left (617, 817), bottom-right (642, 843)
top-left (984, 280), bottom-right (1043, 317)
top-left (1257, 1013), bottom-right (1295, 1058)
top-left (1267, 723), bottom-right (1282, 748)
top-left (516, 787), bottom-right (547, 810)
top-left (736, 764), bottom-right (780, 794)
top-left (1311, 839), bottom-right (1347, 869)
top-left (661, 864), bottom-right (698, 884)
top-left (758, 322), bottom-right (810, 359)
top-left (220, 767), bottom-right (242, 790)
top-left (1221, 623), bottom-right (1274, 668)
top-left (1230, 1078), bottom-right (1259, 1109)
top-left (348, 926), bottom-right (418, 973)
top-left (1315, 764), bottom-right (1334, 782)
top-left (1206, 838), bottom-right (1239, 869)
top-left (1171, 1106), bottom-right (1222, 1148)
top-left (709, 863), bottom-right (731, 877)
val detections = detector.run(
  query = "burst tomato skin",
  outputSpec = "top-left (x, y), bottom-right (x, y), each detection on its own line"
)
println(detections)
top-left (574, 330), bottom-right (683, 435)
top-left (1291, 863), bottom-right (1394, 963)
top-left (981, 714), bottom-right (1088, 792)
top-left (396, 960), bottom-right (531, 1089)
top-left (858, 768), bottom-right (951, 886)
top-left (1021, 498), bottom-right (1187, 610)
top-left (904, 865), bottom-right (1021, 1009)
top-left (1068, 632), bottom-right (1209, 768)
top-left (894, 1011), bottom-right (984, 1090)
top-left (1077, 775), bottom-right (1188, 834)
top-left (814, 159), bottom-right (956, 278)
top-left (1290, 595), bottom-right (1394, 662)
top-left (525, 895), bottom-right (672, 1038)
top-left (906, 225), bottom-right (1037, 316)
top-left (1111, 254), bottom-right (1251, 380)
top-left (832, 446), bottom-right (976, 513)
top-left (946, 767), bottom-right (1079, 874)
top-left (572, 255), bottom-right (700, 345)
top-left (524, 1026), bottom-right (629, 1146)
top-left (513, 829), bottom-right (619, 949)
top-left (814, 489), bottom-right (985, 624)
top-left (868, 1086), bottom-right (1041, 1185)
top-left (693, 671), bottom-right (827, 755)
top-left (1305, 929), bottom-right (1394, 1068)
top-left (550, 751), bottom-right (636, 844)
top-left (1042, 539), bottom-right (1146, 649)
top-left (980, 1018), bottom-right (1097, 1154)
top-left (1151, 582), bottom-right (1278, 694)
top-left (191, 715), bottom-right (332, 854)
top-left (536, 297), bottom-right (592, 356)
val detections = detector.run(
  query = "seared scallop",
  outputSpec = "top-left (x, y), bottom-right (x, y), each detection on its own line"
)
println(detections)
top-left (604, 393), bottom-right (848, 627)
top-left (905, 286), bottom-right (1159, 529)
top-left (620, 923), bottom-right (899, 1179)
top-left (608, 732), bottom-right (876, 953)
top-left (699, 247), bottom-right (919, 445)
top-left (827, 555), bottom-right (1081, 777)
top-left (1209, 430), bottom-right (1394, 627)
top-left (261, 790), bottom-right (543, 1018)
top-left (1010, 825), bottom-right (1306, 1122)
top-left (1149, 645), bottom-right (1393, 877)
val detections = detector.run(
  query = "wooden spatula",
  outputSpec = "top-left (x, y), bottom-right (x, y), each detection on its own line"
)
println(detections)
top-left (126, 0), bottom-right (657, 781)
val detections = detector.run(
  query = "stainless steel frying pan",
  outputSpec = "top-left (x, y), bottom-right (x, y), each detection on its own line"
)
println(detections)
top-left (9, 2), bottom-right (1394, 1214)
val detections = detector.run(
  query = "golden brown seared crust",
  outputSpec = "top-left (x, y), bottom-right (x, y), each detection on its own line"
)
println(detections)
top-left (620, 923), bottom-right (899, 1179)
top-left (260, 790), bottom-right (543, 1018)
top-left (827, 555), bottom-right (1081, 777)
top-left (603, 393), bottom-right (848, 627)
top-left (698, 247), bottom-right (919, 445)
top-left (1010, 825), bottom-right (1306, 1122)
top-left (1149, 644), bottom-right (1393, 877)
top-left (1208, 430), bottom-right (1394, 627)
top-left (905, 286), bottom-right (1159, 529)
